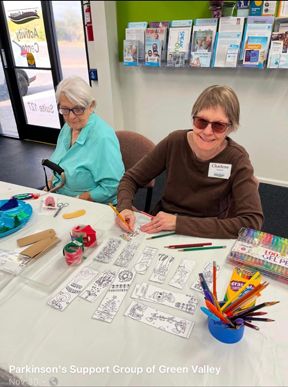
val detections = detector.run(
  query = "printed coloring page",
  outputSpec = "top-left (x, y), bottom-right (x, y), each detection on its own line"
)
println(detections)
top-left (80, 269), bottom-right (117, 302)
top-left (149, 253), bottom-right (175, 284)
top-left (134, 246), bottom-right (158, 275)
top-left (94, 238), bottom-right (122, 263)
top-left (125, 301), bottom-right (194, 339)
top-left (114, 242), bottom-right (139, 267)
top-left (191, 262), bottom-right (221, 294)
top-left (92, 269), bottom-right (136, 323)
top-left (132, 282), bottom-right (198, 315)
top-left (169, 259), bottom-right (196, 289)
top-left (48, 267), bottom-right (98, 311)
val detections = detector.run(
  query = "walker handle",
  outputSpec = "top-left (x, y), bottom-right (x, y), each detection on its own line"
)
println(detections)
top-left (42, 159), bottom-right (64, 175)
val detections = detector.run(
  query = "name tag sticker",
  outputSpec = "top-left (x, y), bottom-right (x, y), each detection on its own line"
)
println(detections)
top-left (208, 163), bottom-right (232, 179)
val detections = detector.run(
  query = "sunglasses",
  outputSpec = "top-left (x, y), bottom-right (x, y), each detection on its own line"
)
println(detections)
top-left (193, 116), bottom-right (231, 133)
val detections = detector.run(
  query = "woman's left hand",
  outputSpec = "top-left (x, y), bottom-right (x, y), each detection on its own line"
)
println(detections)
top-left (79, 191), bottom-right (94, 201)
top-left (140, 211), bottom-right (177, 234)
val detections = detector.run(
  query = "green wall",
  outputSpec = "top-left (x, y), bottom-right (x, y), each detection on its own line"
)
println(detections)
top-left (116, 1), bottom-right (212, 61)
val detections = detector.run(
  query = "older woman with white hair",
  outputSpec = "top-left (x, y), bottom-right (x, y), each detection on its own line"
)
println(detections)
top-left (48, 76), bottom-right (124, 204)
top-left (116, 85), bottom-right (263, 239)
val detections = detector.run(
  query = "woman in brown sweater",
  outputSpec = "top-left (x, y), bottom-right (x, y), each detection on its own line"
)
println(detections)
top-left (115, 85), bottom-right (263, 239)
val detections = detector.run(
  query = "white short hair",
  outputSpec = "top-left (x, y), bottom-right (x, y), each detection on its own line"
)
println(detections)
top-left (55, 76), bottom-right (96, 111)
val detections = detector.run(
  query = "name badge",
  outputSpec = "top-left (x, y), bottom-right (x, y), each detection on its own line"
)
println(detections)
top-left (208, 163), bottom-right (232, 179)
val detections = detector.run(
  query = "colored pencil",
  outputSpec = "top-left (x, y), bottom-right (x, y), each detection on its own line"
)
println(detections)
top-left (232, 301), bottom-right (280, 318)
top-left (213, 261), bottom-right (217, 298)
top-left (223, 282), bottom-right (269, 314)
top-left (243, 321), bottom-right (260, 330)
top-left (109, 203), bottom-right (134, 232)
top-left (164, 243), bottom-right (212, 249)
top-left (179, 246), bottom-right (227, 252)
top-left (146, 232), bottom-right (176, 240)
top-left (227, 295), bottom-right (259, 317)
top-left (220, 271), bottom-right (261, 311)
top-left (242, 317), bottom-right (274, 322)
top-left (139, 211), bottom-right (154, 219)
top-left (244, 312), bottom-right (267, 317)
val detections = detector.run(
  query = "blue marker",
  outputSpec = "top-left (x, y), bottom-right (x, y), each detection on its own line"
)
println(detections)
top-left (200, 307), bottom-right (221, 322)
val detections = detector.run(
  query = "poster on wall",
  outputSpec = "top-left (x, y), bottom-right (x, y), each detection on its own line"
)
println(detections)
top-left (4, 1), bottom-right (51, 68)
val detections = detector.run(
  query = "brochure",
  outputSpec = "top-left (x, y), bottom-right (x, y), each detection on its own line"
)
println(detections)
top-left (167, 26), bottom-right (192, 60)
top-left (150, 21), bottom-right (170, 28)
top-left (192, 30), bottom-right (212, 52)
top-left (219, 16), bottom-right (245, 36)
top-left (240, 18), bottom-right (273, 60)
top-left (145, 39), bottom-right (161, 66)
top-left (167, 52), bottom-right (185, 67)
top-left (123, 40), bottom-right (138, 66)
top-left (146, 27), bottom-right (167, 61)
top-left (189, 52), bottom-right (211, 67)
top-left (279, 53), bottom-right (288, 68)
top-left (243, 36), bottom-right (268, 67)
top-left (212, 32), bottom-right (242, 67)
top-left (237, 1), bottom-right (250, 17)
top-left (126, 28), bottom-right (145, 61)
top-left (274, 17), bottom-right (288, 33)
top-left (261, 1), bottom-right (276, 16)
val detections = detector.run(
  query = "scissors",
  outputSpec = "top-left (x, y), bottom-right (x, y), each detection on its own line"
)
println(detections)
top-left (54, 202), bottom-right (69, 218)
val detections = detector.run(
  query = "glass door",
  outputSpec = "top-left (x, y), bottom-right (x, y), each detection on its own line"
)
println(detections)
top-left (0, 53), bottom-right (18, 137)
top-left (0, 1), bottom-right (63, 143)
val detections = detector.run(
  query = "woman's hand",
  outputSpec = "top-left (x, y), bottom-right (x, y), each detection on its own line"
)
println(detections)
top-left (115, 209), bottom-right (135, 233)
top-left (43, 181), bottom-right (53, 191)
top-left (79, 192), bottom-right (94, 201)
top-left (140, 211), bottom-right (176, 234)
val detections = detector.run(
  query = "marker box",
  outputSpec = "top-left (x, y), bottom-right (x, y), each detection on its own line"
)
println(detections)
top-left (226, 228), bottom-right (288, 284)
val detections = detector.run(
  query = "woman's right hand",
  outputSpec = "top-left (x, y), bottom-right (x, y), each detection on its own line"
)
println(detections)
top-left (115, 209), bottom-right (135, 233)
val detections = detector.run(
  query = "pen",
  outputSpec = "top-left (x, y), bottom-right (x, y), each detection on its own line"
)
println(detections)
top-left (109, 203), bottom-right (134, 232)
top-left (179, 246), bottom-right (227, 252)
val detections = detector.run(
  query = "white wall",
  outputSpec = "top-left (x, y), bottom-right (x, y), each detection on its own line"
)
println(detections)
top-left (88, 1), bottom-right (124, 131)
top-left (118, 66), bottom-right (288, 187)
top-left (88, 1), bottom-right (288, 187)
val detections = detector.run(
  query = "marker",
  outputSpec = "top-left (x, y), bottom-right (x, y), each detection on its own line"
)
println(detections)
top-left (200, 307), bottom-right (221, 322)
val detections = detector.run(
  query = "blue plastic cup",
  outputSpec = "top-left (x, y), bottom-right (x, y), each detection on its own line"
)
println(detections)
top-left (207, 301), bottom-right (245, 344)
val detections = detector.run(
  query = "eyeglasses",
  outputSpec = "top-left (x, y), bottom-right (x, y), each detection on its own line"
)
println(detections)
top-left (193, 116), bottom-right (231, 133)
top-left (58, 107), bottom-right (86, 116)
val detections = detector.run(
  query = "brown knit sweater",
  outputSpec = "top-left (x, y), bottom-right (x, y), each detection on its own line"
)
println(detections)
top-left (117, 130), bottom-right (264, 239)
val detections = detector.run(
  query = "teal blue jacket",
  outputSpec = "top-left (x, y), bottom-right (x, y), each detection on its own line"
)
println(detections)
top-left (50, 114), bottom-right (124, 205)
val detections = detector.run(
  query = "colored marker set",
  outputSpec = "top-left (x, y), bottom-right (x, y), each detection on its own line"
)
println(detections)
top-left (226, 228), bottom-right (288, 284)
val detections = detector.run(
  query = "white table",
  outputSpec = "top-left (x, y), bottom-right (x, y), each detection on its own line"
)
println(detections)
top-left (0, 182), bottom-right (287, 387)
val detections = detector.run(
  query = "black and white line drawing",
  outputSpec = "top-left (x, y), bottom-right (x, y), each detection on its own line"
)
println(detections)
top-left (134, 246), bottom-right (158, 274)
top-left (114, 242), bottom-right (139, 267)
top-left (131, 282), bottom-right (198, 315)
top-left (169, 259), bottom-right (196, 289)
top-left (48, 268), bottom-right (98, 311)
top-left (94, 238), bottom-right (122, 263)
top-left (125, 301), bottom-right (194, 338)
top-left (191, 262), bottom-right (221, 294)
top-left (80, 269), bottom-right (117, 302)
top-left (92, 269), bottom-right (136, 323)
top-left (150, 253), bottom-right (175, 283)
